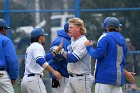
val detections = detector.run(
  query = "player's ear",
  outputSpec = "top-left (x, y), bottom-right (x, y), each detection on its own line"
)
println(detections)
top-left (106, 27), bottom-right (109, 32)
top-left (38, 36), bottom-right (41, 42)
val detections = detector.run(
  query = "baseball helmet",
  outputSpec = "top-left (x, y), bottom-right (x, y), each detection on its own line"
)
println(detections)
top-left (31, 27), bottom-right (48, 38)
top-left (106, 17), bottom-right (120, 28)
top-left (104, 17), bottom-right (112, 32)
top-left (0, 19), bottom-right (10, 29)
top-left (64, 22), bottom-right (69, 32)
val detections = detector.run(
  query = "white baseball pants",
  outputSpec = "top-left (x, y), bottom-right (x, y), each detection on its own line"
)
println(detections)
top-left (95, 83), bottom-right (123, 93)
top-left (0, 71), bottom-right (14, 93)
top-left (63, 74), bottom-right (94, 93)
top-left (21, 75), bottom-right (47, 93)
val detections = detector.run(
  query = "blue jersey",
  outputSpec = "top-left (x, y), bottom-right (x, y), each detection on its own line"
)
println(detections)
top-left (86, 32), bottom-right (127, 86)
top-left (48, 30), bottom-right (71, 78)
top-left (0, 34), bottom-right (18, 80)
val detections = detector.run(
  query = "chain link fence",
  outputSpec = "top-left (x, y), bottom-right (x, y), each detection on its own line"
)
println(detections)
top-left (0, 0), bottom-right (140, 93)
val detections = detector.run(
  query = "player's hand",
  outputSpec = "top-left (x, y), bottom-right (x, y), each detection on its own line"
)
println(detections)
top-left (84, 40), bottom-right (93, 46)
top-left (58, 39), bottom-right (63, 50)
top-left (11, 80), bottom-right (16, 85)
top-left (53, 39), bottom-right (63, 54)
top-left (124, 70), bottom-right (136, 83)
top-left (59, 48), bottom-right (65, 55)
top-left (53, 71), bottom-right (61, 80)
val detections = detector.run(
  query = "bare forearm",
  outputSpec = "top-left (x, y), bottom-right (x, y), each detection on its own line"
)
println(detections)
top-left (45, 65), bottom-right (55, 74)
top-left (62, 52), bottom-right (67, 59)
top-left (124, 69), bottom-right (135, 83)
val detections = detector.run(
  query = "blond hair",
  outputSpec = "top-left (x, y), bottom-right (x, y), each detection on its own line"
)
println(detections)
top-left (68, 18), bottom-right (87, 34)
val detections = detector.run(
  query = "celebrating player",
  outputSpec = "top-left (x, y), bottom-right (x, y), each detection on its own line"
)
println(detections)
top-left (48, 22), bottom-right (71, 93)
top-left (84, 17), bottom-right (127, 93)
top-left (101, 17), bottom-right (135, 83)
top-left (21, 27), bottom-right (62, 93)
top-left (60, 18), bottom-right (94, 93)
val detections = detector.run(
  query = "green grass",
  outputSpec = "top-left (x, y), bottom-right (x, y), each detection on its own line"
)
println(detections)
top-left (135, 76), bottom-right (140, 88)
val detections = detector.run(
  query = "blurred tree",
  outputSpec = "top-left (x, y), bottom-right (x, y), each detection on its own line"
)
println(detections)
top-left (0, 0), bottom-right (33, 54)
top-left (0, 0), bottom-right (33, 29)
top-left (80, 0), bottom-right (140, 50)
top-left (40, 0), bottom-right (52, 52)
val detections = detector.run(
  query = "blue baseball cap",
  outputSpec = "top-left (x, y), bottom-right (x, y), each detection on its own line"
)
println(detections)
top-left (64, 22), bottom-right (69, 32)
top-left (106, 17), bottom-right (120, 28)
top-left (31, 27), bottom-right (48, 38)
top-left (0, 19), bottom-right (10, 29)
top-left (104, 17), bottom-right (112, 32)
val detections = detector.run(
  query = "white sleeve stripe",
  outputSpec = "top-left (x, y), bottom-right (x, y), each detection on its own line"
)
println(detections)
top-left (42, 62), bottom-right (49, 69)
top-left (35, 56), bottom-right (44, 60)
top-left (72, 52), bottom-right (80, 60)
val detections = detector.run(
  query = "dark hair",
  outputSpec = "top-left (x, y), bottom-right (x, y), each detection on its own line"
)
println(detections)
top-left (107, 27), bottom-right (119, 32)
top-left (0, 27), bottom-right (3, 30)
top-left (0, 27), bottom-right (6, 31)
top-left (31, 36), bottom-right (40, 43)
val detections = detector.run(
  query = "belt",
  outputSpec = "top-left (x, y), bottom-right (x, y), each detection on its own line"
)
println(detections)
top-left (27, 74), bottom-right (41, 78)
top-left (69, 73), bottom-right (89, 77)
top-left (0, 68), bottom-right (5, 71)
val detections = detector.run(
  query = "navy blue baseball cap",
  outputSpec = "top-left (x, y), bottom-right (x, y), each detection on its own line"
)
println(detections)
top-left (104, 17), bottom-right (112, 32)
top-left (31, 27), bottom-right (48, 38)
top-left (106, 17), bottom-right (120, 28)
top-left (64, 22), bottom-right (69, 32)
top-left (0, 19), bottom-right (10, 29)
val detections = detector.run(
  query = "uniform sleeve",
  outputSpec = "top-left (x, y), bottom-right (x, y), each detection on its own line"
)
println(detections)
top-left (33, 45), bottom-right (49, 68)
top-left (3, 39), bottom-right (18, 80)
top-left (72, 42), bottom-right (87, 60)
top-left (45, 53), bottom-right (54, 61)
top-left (86, 37), bottom-right (108, 59)
top-left (34, 45), bottom-right (45, 59)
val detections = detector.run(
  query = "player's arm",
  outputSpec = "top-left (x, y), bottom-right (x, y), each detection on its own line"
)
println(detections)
top-left (36, 57), bottom-right (61, 80)
top-left (45, 52), bottom-right (55, 61)
top-left (61, 42), bottom-right (86, 63)
top-left (84, 38), bottom-right (108, 59)
top-left (3, 39), bottom-right (18, 83)
top-left (45, 42), bottom-right (63, 61)
top-left (124, 69), bottom-right (135, 83)
top-left (62, 52), bottom-right (79, 63)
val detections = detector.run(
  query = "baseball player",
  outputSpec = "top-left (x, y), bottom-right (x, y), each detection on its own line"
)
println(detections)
top-left (0, 19), bottom-right (18, 93)
top-left (60, 18), bottom-right (94, 93)
top-left (21, 27), bottom-right (62, 93)
top-left (100, 17), bottom-right (135, 83)
top-left (84, 17), bottom-right (127, 93)
top-left (48, 22), bottom-right (71, 93)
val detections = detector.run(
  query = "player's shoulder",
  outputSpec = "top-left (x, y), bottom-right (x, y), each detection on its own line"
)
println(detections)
top-left (76, 35), bottom-right (87, 41)
top-left (0, 34), bottom-right (12, 43)
top-left (31, 42), bottom-right (44, 49)
top-left (72, 35), bottom-right (87, 48)
top-left (0, 34), bottom-right (10, 40)
top-left (98, 33), bottom-right (107, 42)
top-left (78, 35), bottom-right (87, 44)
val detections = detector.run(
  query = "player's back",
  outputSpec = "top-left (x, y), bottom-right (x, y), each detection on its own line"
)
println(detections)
top-left (24, 42), bottom-right (45, 75)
